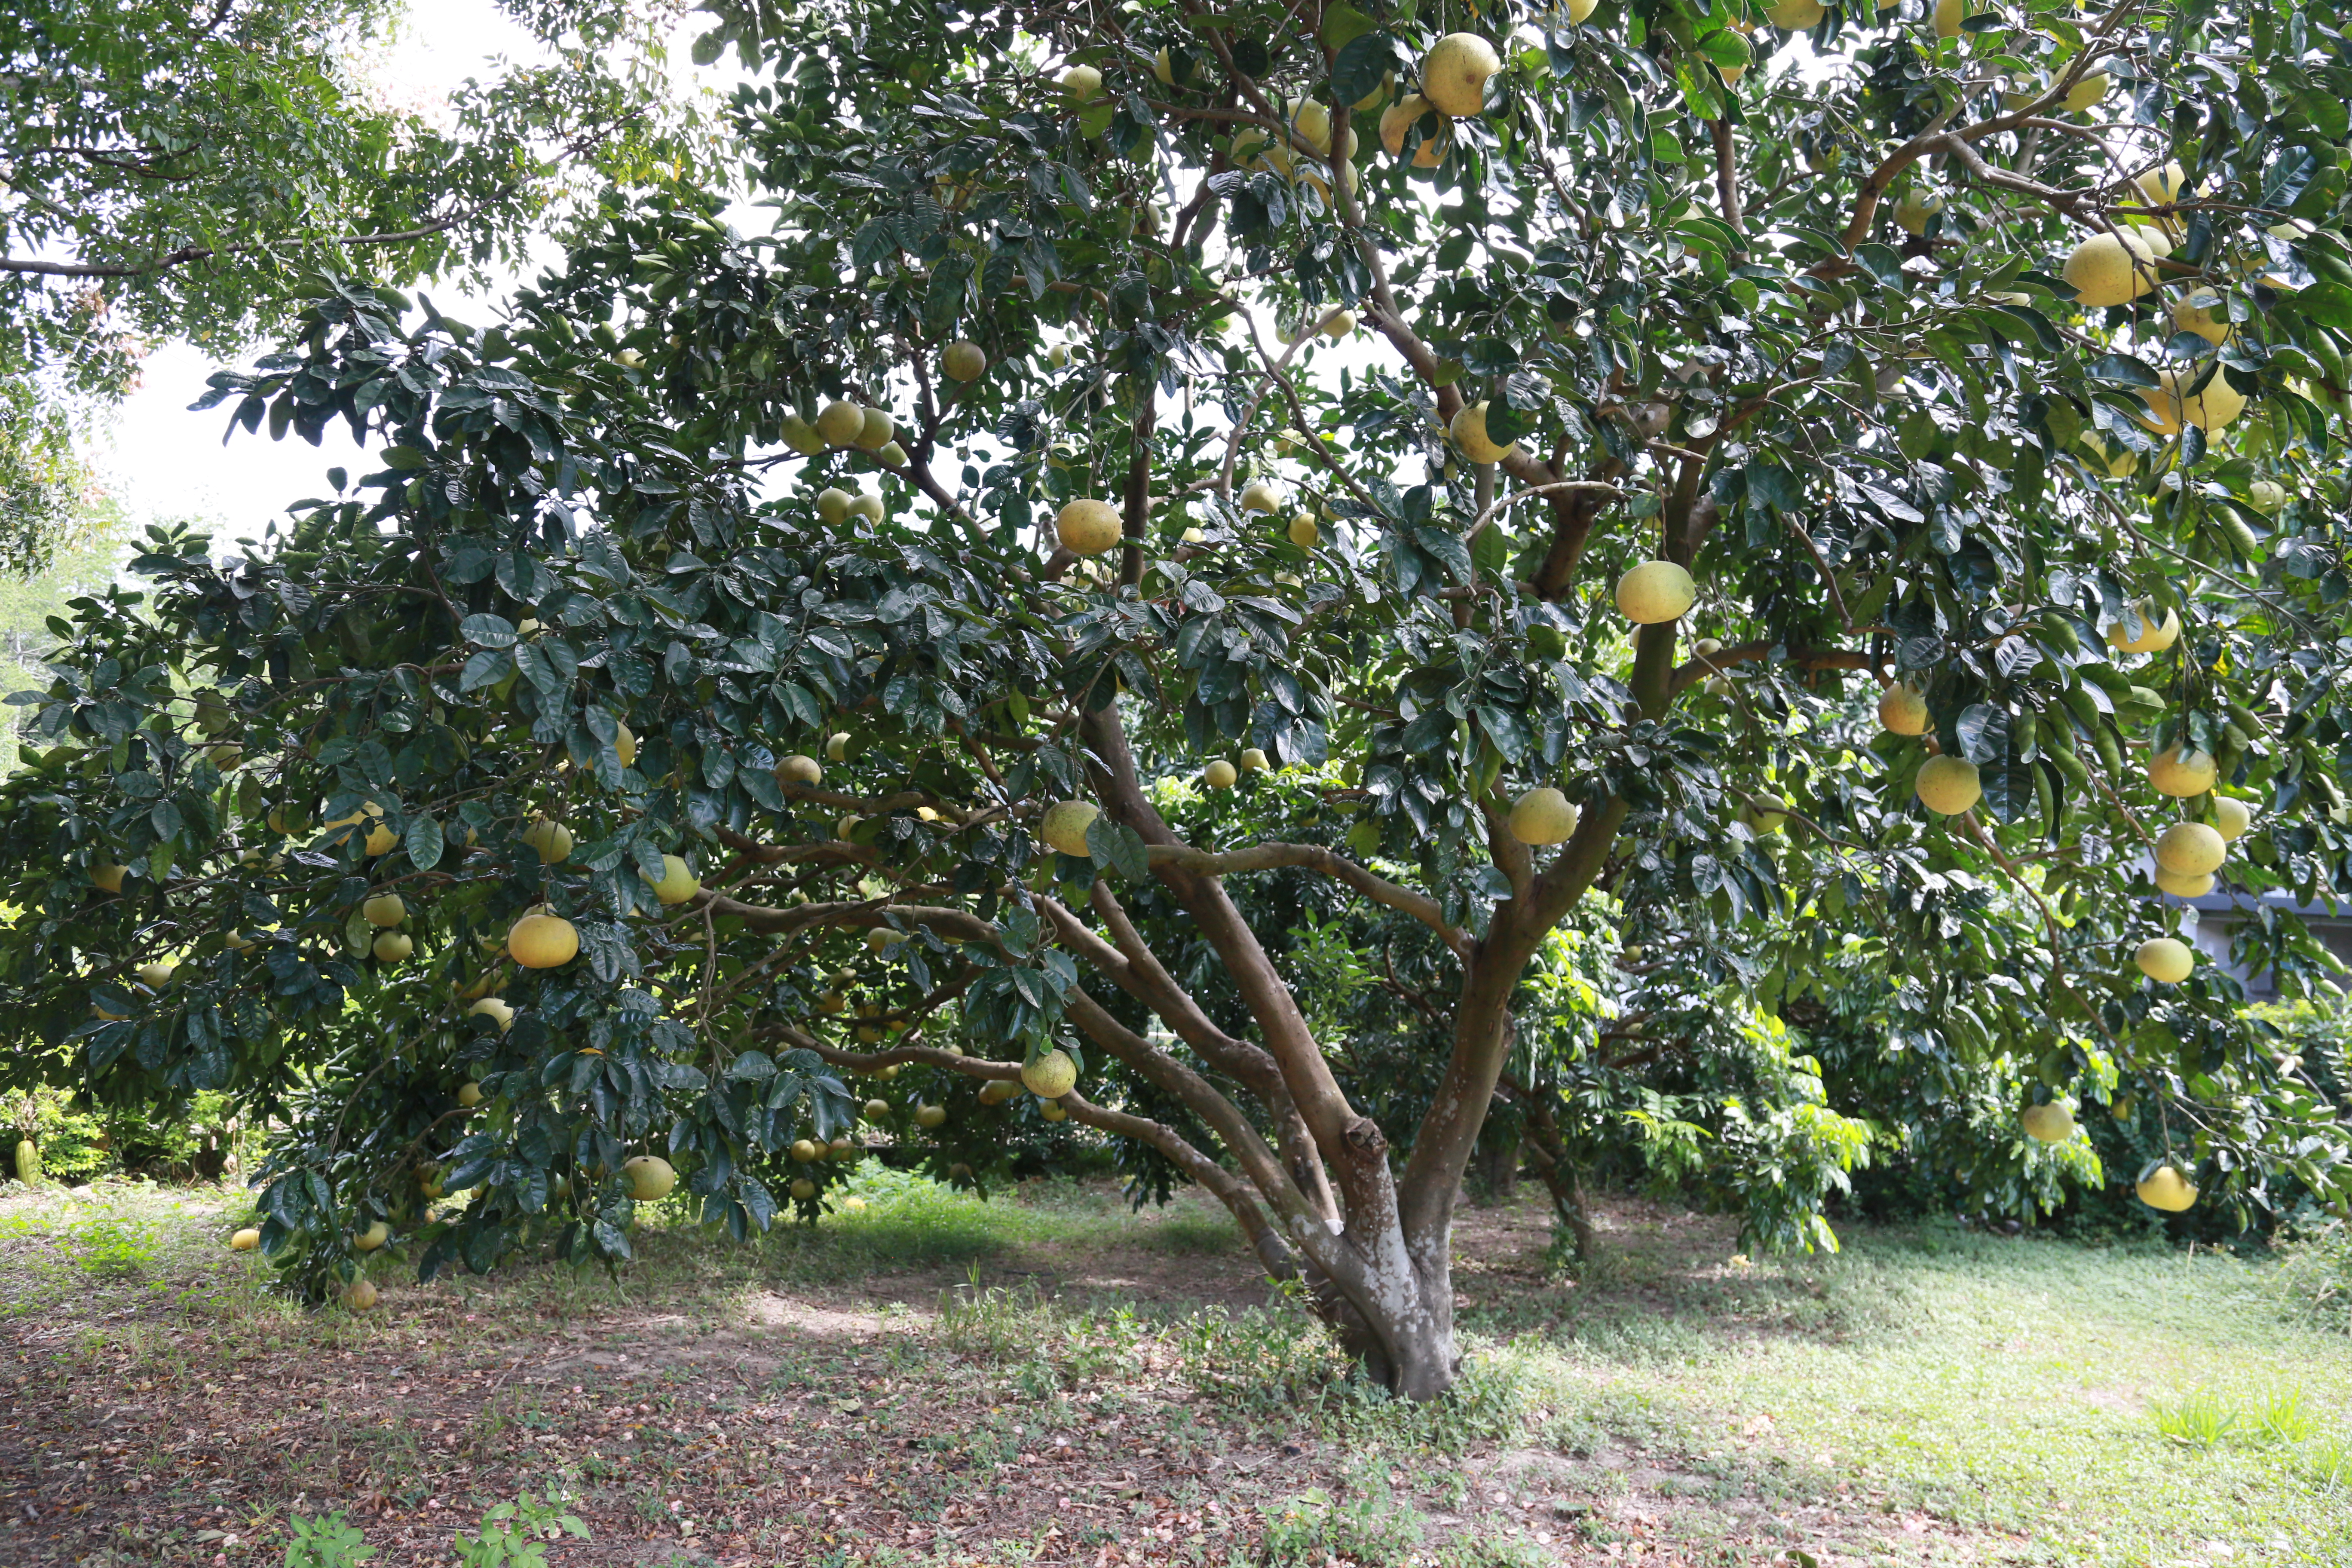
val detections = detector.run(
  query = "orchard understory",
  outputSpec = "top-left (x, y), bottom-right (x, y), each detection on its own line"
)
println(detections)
top-left (6, 0), bottom-right (2352, 1400)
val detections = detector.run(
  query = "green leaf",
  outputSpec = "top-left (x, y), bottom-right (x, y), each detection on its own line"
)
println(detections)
top-left (405, 814), bottom-right (444, 871)
top-left (1087, 815), bottom-right (1150, 881)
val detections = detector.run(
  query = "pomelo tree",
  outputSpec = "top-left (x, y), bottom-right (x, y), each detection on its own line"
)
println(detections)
top-left (6, 0), bottom-right (2352, 1397)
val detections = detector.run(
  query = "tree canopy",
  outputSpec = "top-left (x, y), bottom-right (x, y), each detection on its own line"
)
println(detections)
top-left (7, 0), bottom-right (2352, 1399)
top-left (0, 0), bottom-right (700, 569)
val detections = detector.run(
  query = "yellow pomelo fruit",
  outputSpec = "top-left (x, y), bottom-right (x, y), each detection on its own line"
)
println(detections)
top-left (362, 893), bottom-right (406, 928)
top-left (508, 912), bottom-right (580, 969)
top-left (623, 1155), bottom-right (676, 1200)
top-left (826, 732), bottom-right (850, 762)
top-left (1056, 499), bottom-right (1124, 556)
top-left (1379, 95), bottom-right (1450, 165)
top-left (943, 340), bottom-right (987, 381)
top-left (1767, 0), bottom-right (1825, 26)
top-left (136, 960), bottom-right (176, 988)
top-left (1040, 800), bottom-right (1099, 857)
top-left (916, 1103), bottom-right (947, 1129)
top-left (1616, 561), bottom-right (1696, 624)
top-left (2061, 71), bottom-right (2107, 111)
top-left (353, 1220), bottom-right (388, 1252)
top-left (780, 414), bottom-right (823, 456)
top-left (2134, 161), bottom-right (2190, 207)
top-left (1893, 191), bottom-right (1943, 236)
top-left (2136, 1164), bottom-right (2198, 1212)
top-left (2135, 936), bottom-right (2194, 982)
top-left (776, 753), bottom-right (824, 786)
top-left (1061, 64), bottom-right (1103, 102)
top-left (1933, 0), bottom-right (1967, 37)
top-left (1421, 33), bottom-right (1501, 117)
top-left (2082, 431), bottom-right (2138, 479)
top-left (2021, 1103), bottom-right (2075, 1144)
top-left (1288, 512), bottom-right (1320, 548)
top-left (2140, 368), bottom-right (2246, 435)
top-left (1508, 787), bottom-right (1580, 845)
top-left (789, 1177), bottom-right (816, 1200)
top-left (854, 407), bottom-right (894, 453)
top-left (364, 822), bottom-right (398, 856)
top-left (1239, 747), bottom-right (1270, 772)
top-left (457, 1081), bottom-right (484, 1108)
top-left (2148, 744), bottom-right (2217, 798)
top-left (2105, 603), bottom-right (2179, 653)
top-left (861, 1098), bottom-right (890, 1122)
top-left (1203, 759), bottom-right (1238, 789)
top-left (1914, 755), bottom-right (1982, 815)
top-left (1240, 481), bottom-right (1282, 514)
top-left (2247, 480), bottom-right (2286, 514)
top-left (2213, 796), bottom-right (2252, 839)
top-left (2155, 821), bottom-right (2226, 878)
top-left (230, 1228), bottom-right (260, 1251)
top-left (614, 722), bottom-right (637, 767)
top-left (1450, 401), bottom-right (1518, 464)
top-left (1040, 1103), bottom-right (1068, 1123)
top-left (2062, 230), bottom-right (2160, 308)
top-left (815, 400), bottom-right (865, 447)
top-left (523, 818), bottom-right (573, 864)
top-left (979, 1078), bottom-right (1019, 1106)
top-left (644, 853), bottom-right (700, 906)
top-left (469, 996), bottom-right (514, 1032)
top-left (91, 863), bottom-right (127, 893)
top-left (1022, 1048), bottom-right (1079, 1099)
top-left (1319, 311), bottom-right (1356, 339)
top-left (2153, 866), bottom-right (2215, 898)
top-left (816, 488), bottom-right (853, 526)
top-left (371, 931), bottom-right (413, 962)
top-left (790, 1139), bottom-right (818, 1162)
top-left (2171, 290), bottom-right (2232, 346)
top-left (345, 1279), bottom-right (379, 1310)
top-left (1878, 683), bottom-right (1930, 735)
top-left (1746, 795), bottom-right (1791, 834)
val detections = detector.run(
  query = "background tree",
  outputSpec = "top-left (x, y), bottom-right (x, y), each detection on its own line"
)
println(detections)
top-left (6, 0), bottom-right (2352, 1402)
top-left (0, 0), bottom-right (704, 571)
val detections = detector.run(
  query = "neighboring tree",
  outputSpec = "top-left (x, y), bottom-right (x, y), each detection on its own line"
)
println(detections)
top-left (0, 0), bottom-right (703, 570)
top-left (7, 0), bottom-right (2352, 1401)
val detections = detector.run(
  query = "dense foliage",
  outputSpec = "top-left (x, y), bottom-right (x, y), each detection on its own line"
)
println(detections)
top-left (0, 0), bottom-right (699, 569)
top-left (7, 0), bottom-right (2352, 1396)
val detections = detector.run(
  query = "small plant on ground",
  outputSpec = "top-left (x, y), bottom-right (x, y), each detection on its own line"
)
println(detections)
top-left (452, 1491), bottom-right (590, 1568)
top-left (282, 1512), bottom-right (374, 1568)
top-left (2151, 1388), bottom-right (2237, 1452)
top-left (2249, 1385), bottom-right (2323, 1446)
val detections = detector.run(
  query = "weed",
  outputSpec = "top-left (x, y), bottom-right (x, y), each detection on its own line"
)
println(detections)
top-left (1261, 1484), bottom-right (1423, 1566)
top-left (2297, 1432), bottom-right (2352, 1492)
top-left (282, 1512), bottom-right (374, 1568)
top-left (2248, 1385), bottom-right (2323, 1446)
top-left (2151, 1388), bottom-right (2239, 1452)
top-left (66, 1210), bottom-right (160, 1277)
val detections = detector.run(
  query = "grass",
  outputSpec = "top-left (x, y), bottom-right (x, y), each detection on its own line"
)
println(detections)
top-left (2, 1169), bottom-right (2349, 1566)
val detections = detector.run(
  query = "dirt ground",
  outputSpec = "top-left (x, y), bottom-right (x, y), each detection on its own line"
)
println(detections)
top-left (0, 1177), bottom-right (2034, 1567)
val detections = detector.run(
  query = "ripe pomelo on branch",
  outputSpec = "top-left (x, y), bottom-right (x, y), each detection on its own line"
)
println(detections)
top-left (1616, 561), bottom-right (1695, 624)
top-left (1508, 787), bottom-right (1580, 845)
top-left (1878, 683), bottom-right (1930, 735)
top-left (624, 1155), bottom-right (676, 1200)
top-left (1040, 800), bottom-right (1098, 856)
top-left (2135, 937), bottom-right (2195, 983)
top-left (1420, 34), bottom-right (1501, 117)
top-left (1914, 756), bottom-right (1982, 815)
top-left (508, 912), bottom-right (579, 970)
top-left (1021, 1048), bottom-right (1078, 1099)
top-left (1056, 499), bottom-right (1123, 556)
